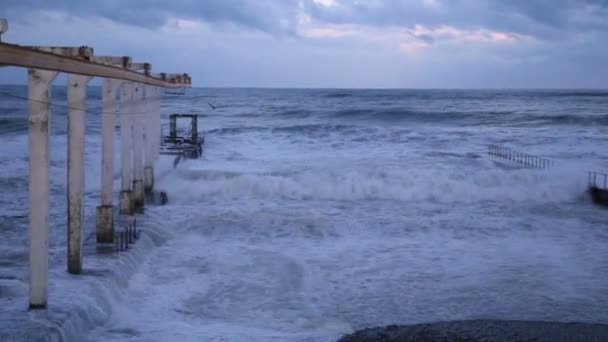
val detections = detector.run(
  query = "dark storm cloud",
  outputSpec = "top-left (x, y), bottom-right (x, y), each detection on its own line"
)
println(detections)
top-left (3, 0), bottom-right (608, 41)
top-left (2, 0), bottom-right (608, 87)
top-left (3, 0), bottom-right (608, 39)
top-left (2, 0), bottom-right (303, 34)
top-left (303, 0), bottom-right (608, 40)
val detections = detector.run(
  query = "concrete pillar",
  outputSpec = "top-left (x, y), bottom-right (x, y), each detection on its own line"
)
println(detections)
top-left (96, 78), bottom-right (119, 242)
top-left (132, 84), bottom-right (144, 212)
top-left (67, 73), bottom-right (93, 275)
top-left (155, 87), bottom-right (162, 161)
top-left (143, 166), bottom-right (151, 195)
top-left (119, 83), bottom-right (134, 215)
top-left (27, 68), bottom-right (58, 309)
top-left (143, 86), bottom-right (153, 193)
top-left (143, 166), bottom-right (154, 193)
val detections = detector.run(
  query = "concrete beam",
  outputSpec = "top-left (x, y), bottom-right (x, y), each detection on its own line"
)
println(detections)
top-left (0, 43), bottom-right (189, 88)
top-left (93, 55), bottom-right (131, 68)
top-left (27, 46), bottom-right (94, 60)
top-left (160, 72), bottom-right (192, 85)
top-left (131, 62), bottom-right (152, 76)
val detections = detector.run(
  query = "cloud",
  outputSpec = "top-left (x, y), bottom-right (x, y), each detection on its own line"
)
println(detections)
top-left (3, 0), bottom-right (608, 41)
top-left (1, 1), bottom-right (607, 88)
top-left (2, 0), bottom-right (304, 35)
top-left (303, 0), bottom-right (608, 40)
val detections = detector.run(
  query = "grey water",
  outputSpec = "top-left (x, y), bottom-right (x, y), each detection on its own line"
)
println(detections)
top-left (0, 85), bottom-right (607, 341)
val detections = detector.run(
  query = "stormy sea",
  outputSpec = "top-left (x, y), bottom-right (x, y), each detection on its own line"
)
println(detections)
top-left (0, 86), bottom-right (607, 341)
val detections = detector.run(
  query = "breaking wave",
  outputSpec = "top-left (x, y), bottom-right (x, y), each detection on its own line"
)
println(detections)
top-left (160, 166), bottom-right (585, 204)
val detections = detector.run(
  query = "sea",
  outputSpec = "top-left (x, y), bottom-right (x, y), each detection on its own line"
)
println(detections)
top-left (0, 86), bottom-right (607, 341)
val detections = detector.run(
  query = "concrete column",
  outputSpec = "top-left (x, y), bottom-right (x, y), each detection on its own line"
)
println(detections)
top-left (96, 78), bottom-right (119, 242)
top-left (155, 87), bottom-right (162, 161)
top-left (132, 84), bottom-right (144, 212)
top-left (27, 68), bottom-right (58, 309)
top-left (119, 83), bottom-right (134, 215)
top-left (143, 86), bottom-right (155, 193)
top-left (67, 73), bottom-right (93, 275)
top-left (143, 165), bottom-right (154, 193)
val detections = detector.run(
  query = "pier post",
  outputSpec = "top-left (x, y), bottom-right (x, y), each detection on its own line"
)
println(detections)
top-left (119, 83), bottom-right (134, 215)
top-left (96, 78), bottom-right (119, 242)
top-left (143, 168), bottom-right (154, 194)
top-left (143, 86), bottom-right (155, 193)
top-left (27, 68), bottom-right (58, 309)
top-left (0, 32), bottom-right (191, 308)
top-left (154, 87), bottom-right (161, 162)
top-left (67, 73), bottom-right (93, 274)
top-left (132, 84), bottom-right (145, 212)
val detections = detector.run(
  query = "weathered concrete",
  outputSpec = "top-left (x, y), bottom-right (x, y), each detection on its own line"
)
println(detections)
top-left (144, 166), bottom-right (154, 193)
top-left (338, 320), bottom-right (608, 342)
top-left (153, 86), bottom-right (161, 161)
top-left (119, 83), bottom-right (133, 215)
top-left (144, 85), bottom-right (157, 192)
top-left (67, 73), bottom-right (92, 274)
top-left (132, 84), bottom-right (144, 211)
top-left (96, 77), bottom-right (120, 242)
top-left (95, 205), bottom-right (114, 243)
top-left (132, 179), bottom-right (144, 213)
top-left (119, 190), bottom-right (134, 215)
top-left (2, 28), bottom-right (193, 314)
top-left (27, 68), bottom-right (59, 309)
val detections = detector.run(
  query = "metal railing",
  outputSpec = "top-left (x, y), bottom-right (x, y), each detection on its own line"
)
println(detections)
top-left (114, 219), bottom-right (140, 253)
top-left (488, 144), bottom-right (554, 169)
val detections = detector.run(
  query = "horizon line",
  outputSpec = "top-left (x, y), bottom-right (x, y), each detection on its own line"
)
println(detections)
top-left (0, 83), bottom-right (607, 91)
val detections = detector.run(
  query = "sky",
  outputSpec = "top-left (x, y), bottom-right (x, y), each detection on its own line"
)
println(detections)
top-left (1, 0), bottom-right (607, 88)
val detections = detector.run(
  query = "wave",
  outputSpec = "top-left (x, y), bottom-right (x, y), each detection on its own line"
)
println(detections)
top-left (539, 91), bottom-right (608, 98)
top-left (330, 108), bottom-right (519, 125)
top-left (159, 165), bottom-right (584, 204)
top-left (528, 114), bottom-right (608, 126)
top-left (272, 124), bottom-right (353, 133)
top-left (0, 215), bottom-right (171, 342)
top-left (315, 107), bottom-right (605, 126)
top-left (277, 109), bottom-right (314, 118)
top-left (207, 124), bottom-right (357, 136)
top-left (207, 126), bottom-right (268, 135)
top-left (324, 92), bottom-right (353, 98)
top-left (0, 117), bottom-right (26, 134)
